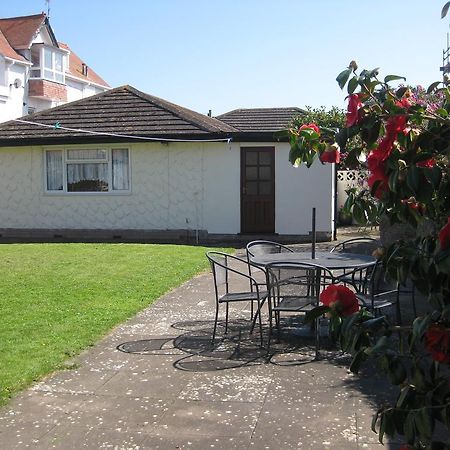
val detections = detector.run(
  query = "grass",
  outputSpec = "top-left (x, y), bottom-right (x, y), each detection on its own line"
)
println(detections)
top-left (0, 243), bottom-right (228, 406)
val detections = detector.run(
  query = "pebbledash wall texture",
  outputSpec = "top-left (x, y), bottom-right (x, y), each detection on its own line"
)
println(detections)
top-left (0, 141), bottom-right (333, 242)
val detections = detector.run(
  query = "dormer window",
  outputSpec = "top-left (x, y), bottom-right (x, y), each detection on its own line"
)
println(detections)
top-left (30, 44), bottom-right (67, 84)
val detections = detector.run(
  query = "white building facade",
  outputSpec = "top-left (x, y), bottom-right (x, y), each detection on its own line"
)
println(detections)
top-left (0, 13), bottom-right (109, 123)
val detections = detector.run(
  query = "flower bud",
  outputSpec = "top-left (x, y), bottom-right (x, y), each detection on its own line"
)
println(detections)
top-left (372, 247), bottom-right (385, 259)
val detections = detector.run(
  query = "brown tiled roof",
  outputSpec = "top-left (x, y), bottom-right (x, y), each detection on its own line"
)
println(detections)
top-left (0, 29), bottom-right (25, 61)
top-left (217, 107), bottom-right (304, 132)
top-left (0, 85), bottom-right (237, 146)
top-left (59, 42), bottom-right (109, 88)
top-left (0, 13), bottom-right (47, 50)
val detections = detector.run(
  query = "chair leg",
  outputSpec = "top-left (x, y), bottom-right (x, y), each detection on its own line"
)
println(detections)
top-left (225, 303), bottom-right (229, 334)
top-left (266, 308), bottom-right (274, 359)
top-left (314, 317), bottom-right (320, 360)
top-left (257, 300), bottom-right (263, 347)
top-left (212, 304), bottom-right (219, 344)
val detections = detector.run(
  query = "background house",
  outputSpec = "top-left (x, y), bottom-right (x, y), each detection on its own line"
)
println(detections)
top-left (0, 13), bottom-right (109, 123)
top-left (0, 86), bottom-right (334, 243)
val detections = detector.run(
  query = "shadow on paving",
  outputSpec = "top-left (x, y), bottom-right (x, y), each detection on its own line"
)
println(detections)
top-left (117, 317), bottom-right (399, 422)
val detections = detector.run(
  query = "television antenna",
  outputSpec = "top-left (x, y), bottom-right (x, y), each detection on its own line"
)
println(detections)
top-left (45, 0), bottom-right (51, 19)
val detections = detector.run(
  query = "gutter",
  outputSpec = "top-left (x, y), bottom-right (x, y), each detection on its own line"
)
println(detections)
top-left (4, 56), bottom-right (32, 66)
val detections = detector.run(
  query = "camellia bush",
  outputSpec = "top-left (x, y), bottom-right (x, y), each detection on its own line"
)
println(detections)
top-left (291, 62), bottom-right (450, 448)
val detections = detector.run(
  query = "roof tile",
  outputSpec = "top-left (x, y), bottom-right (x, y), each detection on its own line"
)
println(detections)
top-left (217, 107), bottom-right (304, 132)
top-left (58, 42), bottom-right (109, 87)
top-left (0, 13), bottom-right (46, 49)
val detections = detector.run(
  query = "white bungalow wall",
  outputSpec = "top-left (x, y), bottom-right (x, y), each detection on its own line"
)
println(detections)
top-left (0, 141), bottom-right (333, 235)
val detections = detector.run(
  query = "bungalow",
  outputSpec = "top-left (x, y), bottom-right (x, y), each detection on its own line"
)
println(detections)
top-left (0, 86), bottom-right (335, 243)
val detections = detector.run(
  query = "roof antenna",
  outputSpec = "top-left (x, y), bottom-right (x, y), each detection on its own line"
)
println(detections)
top-left (45, 0), bottom-right (51, 20)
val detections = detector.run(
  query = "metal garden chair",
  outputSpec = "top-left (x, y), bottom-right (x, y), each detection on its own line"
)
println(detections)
top-left (265, 261), bottom-right (337, 358)
top-left (206, 251), bottom-right (268, 346)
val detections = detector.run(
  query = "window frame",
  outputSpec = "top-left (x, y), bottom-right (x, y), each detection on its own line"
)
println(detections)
top-left (44, 147), bottom-right (131, 195)
top-left (30, 44), bottom-right (67, 84)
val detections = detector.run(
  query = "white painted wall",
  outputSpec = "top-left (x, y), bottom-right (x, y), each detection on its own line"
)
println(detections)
top-left (274, 142), bottom-right (333, 234)
top-left (0, 141), bottom-right (333, 235)
top-left (0, 60), bottom-right (27, 122)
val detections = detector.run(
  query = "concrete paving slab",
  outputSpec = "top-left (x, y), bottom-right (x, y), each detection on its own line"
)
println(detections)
top-left (140, 434), bottom-right (250, 449)
top-left (97, 370), bottom-right (189, 399)
top-left (31, 368), bottom-right (117, 395)
top-left (149, 399), bottom-right (261, 438)
top-left (34, 424), bottom-right (146, 449)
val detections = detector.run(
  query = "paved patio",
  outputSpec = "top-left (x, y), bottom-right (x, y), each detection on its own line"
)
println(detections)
top-left (0, 228), bottom-right (404, 449)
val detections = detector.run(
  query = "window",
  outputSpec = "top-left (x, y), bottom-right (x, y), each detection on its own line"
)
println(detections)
top-left (30, 45), bottom-right (66, 83)
top-left (45, 148), bottom-right (130, 193)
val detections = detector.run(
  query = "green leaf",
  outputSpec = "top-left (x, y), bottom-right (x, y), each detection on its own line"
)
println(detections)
top-left (435, 108), bottom-right (448, 118)
top-left (388, 170), bottom-right (398, 193)
top-left (404, 412), bottom-right (416, 443)
top-left (360, 317), bottom-right (386, 333)
top-left (347, 76), bottom-right (359, 94)
top-left (336, 69), bottom-right (352, 90)
top-left (396, 86), bottom-right (408, 98)
top-left (415, 408), bottom-right (434, 441)
top-left (304, 305), bottom-right (330, 324)
top-left (388, 357), bottom-right (407, 385)
top-left (427, 81), bottom-right (441, 94)
top-left (365, 334), bottom-right (389, 356)
top-left (372, 409), bottom-right (380, 433)
top-left (406, 165), bottom-right (420, 194)
top-left (396, 385), bottom-right (414, 409)
top-left (442, 2), bottom-right (450, 19)
top-left (384, 75), bottom-right (406, 83)
top-left (349, 349), bottom-right (367, 373)
top-left (423, 166), bottom-right (442, 189)
top-left (436, 253), bottom-right (450, 274)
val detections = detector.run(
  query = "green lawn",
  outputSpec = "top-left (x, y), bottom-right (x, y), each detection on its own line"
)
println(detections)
top-left (0, 243), bottom-right (226, 406)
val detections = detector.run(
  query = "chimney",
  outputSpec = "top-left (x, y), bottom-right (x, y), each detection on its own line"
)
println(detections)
top-left (208, 109), bottom-right (212, 117)
top-left (81, 63), bottom-right (88, 77)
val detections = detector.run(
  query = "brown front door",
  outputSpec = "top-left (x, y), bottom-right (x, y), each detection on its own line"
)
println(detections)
top-left (241, 147), bottom-right (275, 233)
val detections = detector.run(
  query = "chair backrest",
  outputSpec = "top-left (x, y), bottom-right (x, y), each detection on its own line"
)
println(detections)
top-left (206, 251), bottom-right (263, 299)
top-left (330, 237), bottom-right (379, 255)
top-left (364, 260), bottom-right (397, 295)
top-left (266, 261), bottom-right (336, 298)
top-left (246, 240), bottom-right (294, 260)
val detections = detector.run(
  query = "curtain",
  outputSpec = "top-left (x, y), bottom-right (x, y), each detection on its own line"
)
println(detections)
top-left (112, 149), bottom-right (129, 190)
top-left (46, 150), bottom-right (63, 190)
top-left (67, 163), bottom-right (108, 192)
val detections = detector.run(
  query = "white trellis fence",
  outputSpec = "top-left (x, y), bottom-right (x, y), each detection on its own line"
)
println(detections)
top-left (337, 170), bottom-right (369, 210)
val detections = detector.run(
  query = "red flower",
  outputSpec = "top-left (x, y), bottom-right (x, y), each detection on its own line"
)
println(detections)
top-left (320, 143), bottom-right (341, 164)
top-left (376, 135), bottom-right (395, 159)
top-left (346, 94), bottom-right (362, 127)
top-left (425, 324), bottom-right (450, 364)
top-left (401, 197), bottom-right (424, 214)
top-left (299, 123), bottom-right (320, 134)
top-left (396, 97), bottom-right (412, 109)
top-left (416, 158), bottom-right (435, 168)
top-left (385, 115), bottom-right (407, 138)
top-left (367, 150), bottom-right (389, 199)
top-left (320, 284), bottom-right (359, 317)
top-left (438, 217), bottom-right (450, 250)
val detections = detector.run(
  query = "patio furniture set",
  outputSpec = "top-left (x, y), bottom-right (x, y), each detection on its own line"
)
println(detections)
top-left (206, 238), bottom-right (402, 357)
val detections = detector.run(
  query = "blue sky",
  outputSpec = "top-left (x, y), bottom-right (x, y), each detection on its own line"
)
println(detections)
top-left (2, 1), bottom-right (449, 115)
